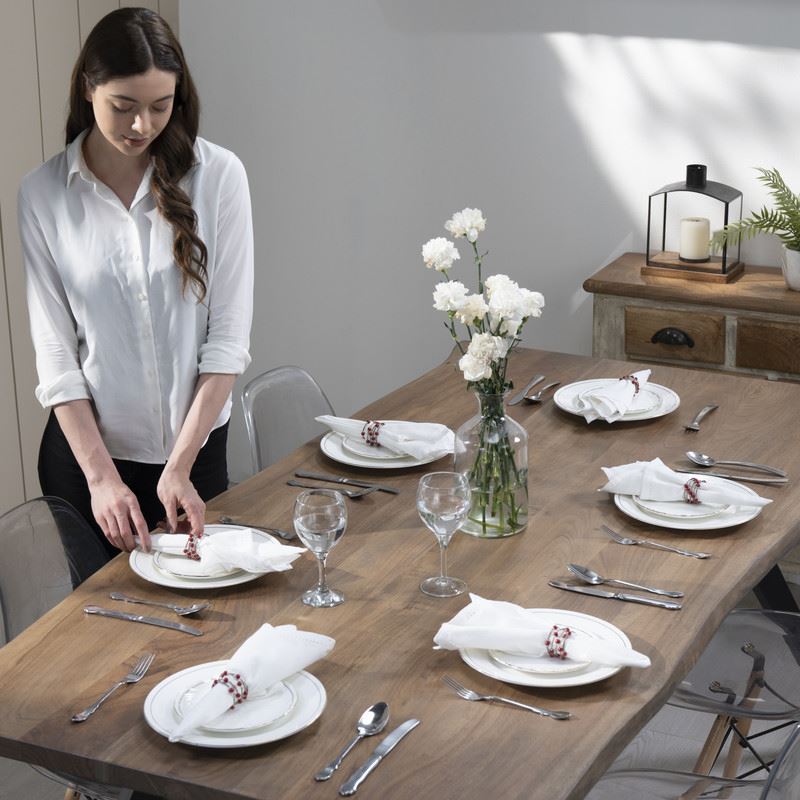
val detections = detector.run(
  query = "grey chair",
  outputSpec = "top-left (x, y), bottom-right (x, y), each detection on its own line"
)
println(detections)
top-left (0, 497), bottom-right (127, 800)
top-left (590, 721), bottom-right (800, 799)
top-left (241, 365), bottom-right (334, 473)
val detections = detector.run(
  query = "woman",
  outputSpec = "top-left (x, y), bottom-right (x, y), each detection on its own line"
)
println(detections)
top-left (18, 7), bottom-right (253, 560)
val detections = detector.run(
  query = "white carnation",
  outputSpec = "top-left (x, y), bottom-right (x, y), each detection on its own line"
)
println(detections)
top-left (454, 293), bottom-right (489, 325)
top-left (467, 331), bottom-right (509, 363)
top-left (458, 353), bottom-right (492, 382)
top-left (500, 318), bottom-right (522, 338)
top-left (519, 289), bottom-right (545, 318)
top-left (484, 274), bottom-right (517, 298)
top-left (422, 237), bottom-right (461, 272)
top-left (444, 208), bottom-right (486, 242)
top-left (432, 281), bottom-right (469, 312)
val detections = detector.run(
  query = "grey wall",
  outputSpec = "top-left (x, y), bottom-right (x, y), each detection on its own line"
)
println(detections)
top-left (179, 1), bottom-right (800, 482)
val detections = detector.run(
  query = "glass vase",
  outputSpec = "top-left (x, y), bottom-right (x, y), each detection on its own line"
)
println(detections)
top-left (454, 391), bottom-right (529, 538)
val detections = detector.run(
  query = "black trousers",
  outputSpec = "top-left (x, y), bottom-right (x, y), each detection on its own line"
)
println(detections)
top-left (38, 411), bottom-right (229, 561)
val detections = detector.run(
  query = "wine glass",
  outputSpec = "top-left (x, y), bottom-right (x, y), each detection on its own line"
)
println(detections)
top-left (293, 489), bottom-right (347, 607)
top-left (416, 471), bottom-right (471, 597)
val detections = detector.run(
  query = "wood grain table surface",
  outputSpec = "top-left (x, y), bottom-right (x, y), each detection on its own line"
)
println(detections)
top-left (1, 347), bottom-right (799, 800)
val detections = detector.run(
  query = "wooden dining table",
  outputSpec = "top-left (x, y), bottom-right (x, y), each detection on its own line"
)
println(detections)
top-left (1, 347), bottom-right (800, 800)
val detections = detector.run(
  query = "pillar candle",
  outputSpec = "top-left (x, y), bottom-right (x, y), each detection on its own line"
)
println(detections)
top-left (679, 217), bottom-right (711, 262)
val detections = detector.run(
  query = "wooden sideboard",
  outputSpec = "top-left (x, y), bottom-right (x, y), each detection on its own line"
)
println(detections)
top-left (584, 252), bottom-right (800, 581)
top-left (583, 252), bottom-right (800, 380)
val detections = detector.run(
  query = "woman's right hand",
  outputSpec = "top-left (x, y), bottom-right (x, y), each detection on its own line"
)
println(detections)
top-left (89, 477), bottom-right (150, 552)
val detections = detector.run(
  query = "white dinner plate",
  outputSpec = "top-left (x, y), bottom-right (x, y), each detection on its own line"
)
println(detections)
top-left (144, 661), bottom-right (326, 747)
top-left (174, 679), bottom-right (297, 734)
top-left (460, 608), bottom-right (633, 688)
top-left (129, 525), bottom-right (277, 589)
top-left (632, 495), bottom-right (730, 520)
top-left (340, 436), bottom-right (408, 461)
top-left (554, 379), bottom-right (680, 422)
top-left (320, 431), bottom-right (445, 470)
top-left (614, 479), bottom-right (763, 531)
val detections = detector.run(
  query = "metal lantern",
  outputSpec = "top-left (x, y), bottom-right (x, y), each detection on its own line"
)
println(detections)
top-left (644, 164), bottom-right (744, 282)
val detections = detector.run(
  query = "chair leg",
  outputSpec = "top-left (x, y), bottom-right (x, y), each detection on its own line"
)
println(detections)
top-left (693, 713), bottom-right (733, 774)
top-left (64, 789), bottom-right (81, 800)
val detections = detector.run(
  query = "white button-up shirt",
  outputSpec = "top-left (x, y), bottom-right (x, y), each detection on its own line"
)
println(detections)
top-left (18, 131), bottom-right (253, 463)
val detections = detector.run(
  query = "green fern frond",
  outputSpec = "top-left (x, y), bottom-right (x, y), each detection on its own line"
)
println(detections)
top-left (712, 168), bottom-right (800, 253)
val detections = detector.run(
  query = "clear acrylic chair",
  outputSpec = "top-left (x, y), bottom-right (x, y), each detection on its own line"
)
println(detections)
top-left (241, 365), bottom-right (334, 473)
top-left (589, 721), bottom-right (800, 799)
top-left (0, 497), bottom-right (128, 800)
top-left (667, 609), bottom-right (800, 778)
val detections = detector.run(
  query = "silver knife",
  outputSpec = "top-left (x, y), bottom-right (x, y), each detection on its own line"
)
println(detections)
top-left (508, 374), bottom-right (545, 406)
top-left (339, 719), bottom-right (420, 796)
top-left (673, 468), bottom-right (788, 486)
top-left (295, 471), bottom-right (400, 494)
top-left (84, 606), bottom-right (204, 635)
top-left (548, 581), bottom-right (682, 610)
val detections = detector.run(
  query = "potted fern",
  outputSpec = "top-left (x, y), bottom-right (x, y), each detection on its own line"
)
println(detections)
top-left (711, 168), bottom-right (800, 290)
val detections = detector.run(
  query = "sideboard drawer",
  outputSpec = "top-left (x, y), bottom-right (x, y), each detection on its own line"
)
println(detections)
top-left (624, 306), bottom-right (726, 364)
top-left (737, 318), bottom-right (800, 374)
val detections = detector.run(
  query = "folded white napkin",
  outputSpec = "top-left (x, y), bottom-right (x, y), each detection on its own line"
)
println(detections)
top-left (433, 594), bottom-right (650, 669)
top-left (581, 369), bottom-right (652, 423)
top-left (170, 623), bottom-right (335, 742)
top-left (147, 529), bottom-right (305, 574)
top-left (600, 457), bottom-right (771, 508)
top-left (316, 414), bottom-right (454, 460)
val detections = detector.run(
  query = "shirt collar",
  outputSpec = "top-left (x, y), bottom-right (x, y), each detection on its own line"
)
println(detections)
top-left (66, 129), bottom-right (92, 186)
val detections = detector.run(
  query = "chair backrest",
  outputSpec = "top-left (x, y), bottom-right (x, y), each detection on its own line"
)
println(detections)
top-left (763, 722), bottom-right (800, 799)
top-left (241, 365), bottom-right (335, 473)
top-left (0, 496), bottom-right (109, 644)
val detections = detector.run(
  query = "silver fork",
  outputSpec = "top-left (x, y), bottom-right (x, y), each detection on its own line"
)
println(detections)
top-left (601, 524), bottom-right (710, 559)
top-left (684, 403), bottom-right (718, 432)
top-left (217, 515), bottom-right (297, 541)
top-left (287, 480), bottom-right (378, 499)
top-left (441, 676), bottom-right (571, 720)
top-left (71, 652), bottom-right (155, 722)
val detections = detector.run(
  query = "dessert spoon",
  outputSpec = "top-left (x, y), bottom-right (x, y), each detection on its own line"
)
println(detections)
top-left (686, 450), bottom-right (787, 477)
top-left (568, 563), bottom-right (684, 598)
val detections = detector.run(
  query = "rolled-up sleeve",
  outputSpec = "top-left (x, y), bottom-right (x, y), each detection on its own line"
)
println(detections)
top-left (18, 188), bottom-right (92, 407)
top-left (198, 154), bottom-right (253, 375)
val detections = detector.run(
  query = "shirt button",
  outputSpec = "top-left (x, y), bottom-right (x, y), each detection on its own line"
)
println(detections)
top-left (138, 293), bottom-right (147, 302)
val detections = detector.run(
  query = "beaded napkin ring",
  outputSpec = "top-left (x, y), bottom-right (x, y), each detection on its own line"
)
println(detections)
top-left (683, 477), bottom-right (705, 505)
top-left (361, 420), bottom-right (385, 447)
top-left (545, 625), bottom-right (573, 659)
top-left (211, 670), bottom-right (249, 708)
top-left (183, 531), bottom-right (203, 561)
top-left (619, 374), bottom-right (640, 395)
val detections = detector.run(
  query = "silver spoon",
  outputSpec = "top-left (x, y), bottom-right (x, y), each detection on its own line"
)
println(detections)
top-left (685, 450), bottom-right (787, 477)
top-left (109, 591), bottom-right (211, 617)
top-left (216, 515), bottom-right (297, 541)
top-left (523, 381), bottom-right (561, 403)
top-left (314, 701), bottom-right (390, 781)
top-left (567, 564), bottom-right (684, 598)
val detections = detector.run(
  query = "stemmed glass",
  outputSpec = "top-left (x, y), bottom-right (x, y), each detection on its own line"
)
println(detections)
top-left (416, 471), bottom-right (471, 597)
top-left (293, 489), bottom-right (347, 607)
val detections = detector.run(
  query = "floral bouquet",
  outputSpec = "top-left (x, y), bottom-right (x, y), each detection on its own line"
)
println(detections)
top-left (422, 208), bottom-right (544, 537)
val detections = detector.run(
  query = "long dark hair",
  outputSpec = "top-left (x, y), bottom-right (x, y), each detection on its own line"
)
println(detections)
top-left (66, 7), bottom-right (208, 301)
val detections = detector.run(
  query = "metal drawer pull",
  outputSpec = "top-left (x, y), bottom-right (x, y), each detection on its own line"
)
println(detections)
top-left (651, 327), bottom-right (695, 347)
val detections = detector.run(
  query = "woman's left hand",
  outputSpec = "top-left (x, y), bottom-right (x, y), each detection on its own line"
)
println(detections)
top-left (157, 466), bottom-right (205, 535)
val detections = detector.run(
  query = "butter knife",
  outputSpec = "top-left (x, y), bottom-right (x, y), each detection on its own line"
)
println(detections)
top-left (508, 374), bottom-right (545, 406)
top-left (548, 581), bottom-right (682, 610)
top-left (339, 719), bottom-right (420, 796)
top-left (84, 606), bottom-right (203, 635)
top-left (673, 468), bottom-right (788, 486)
top-left (295, 471), bottom-right (400, 494)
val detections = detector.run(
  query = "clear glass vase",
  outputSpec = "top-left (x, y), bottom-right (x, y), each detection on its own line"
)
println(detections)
top-left (454, 391), bottom-right (529, 538)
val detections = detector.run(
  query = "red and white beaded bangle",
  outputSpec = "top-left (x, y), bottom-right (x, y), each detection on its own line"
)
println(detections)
top-left (211, 670), bottom-right (249, 708)
top-left (183, 531), bottom-right (203, 561)
top-left (361, 420), bottom-right (385, 447)
top-left (683, 477), bottom-right (705, 505)
top-left (619, 374), bottom-right (641, 395)
top-left (545, 624), bottom-right (573, 659)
